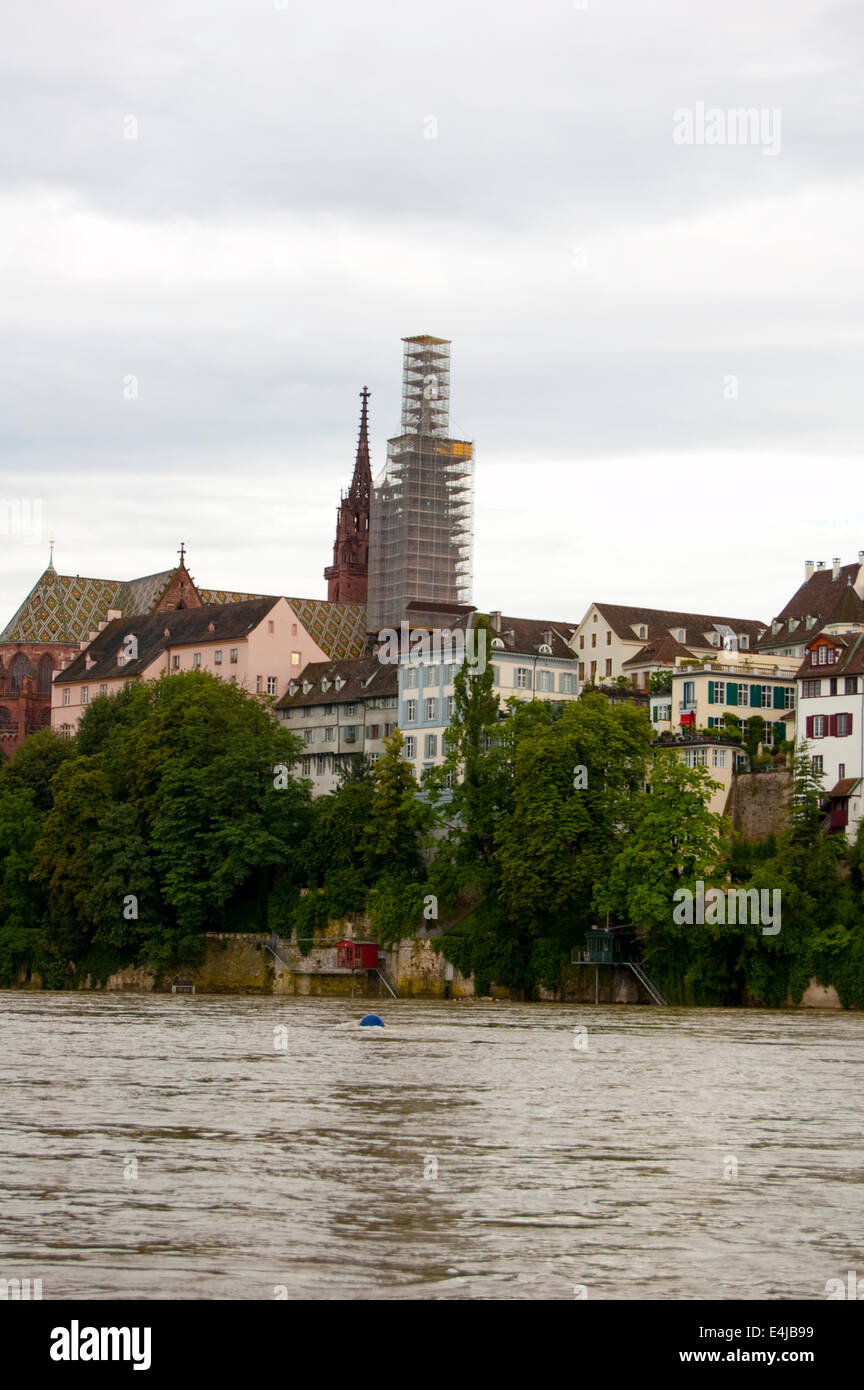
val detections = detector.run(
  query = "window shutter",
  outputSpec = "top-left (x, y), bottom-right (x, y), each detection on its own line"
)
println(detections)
top-left (773, 722), bottom-right (785, 743)
top-left (829, 715), bottom-right (837, 736)
top-left (773, 686), bottom-right (785, 710)
top-left (727, 683), bottom-right (738, 706)
top-left (708, 681), bottom-right (715, 704)
top-left (750, 684), bottom-right (761, 707)
top-left (848, 714), bottom-right (854, 736)
top-left (806, 716), bottom-right (814, 737)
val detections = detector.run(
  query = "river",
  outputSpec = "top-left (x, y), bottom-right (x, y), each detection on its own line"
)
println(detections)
top-left (1, 992), bottom-right (861, 1300)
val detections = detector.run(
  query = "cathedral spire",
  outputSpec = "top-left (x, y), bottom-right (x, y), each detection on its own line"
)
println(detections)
top-left (349, 387), bottom-right (372, 506)
top-left (324, 387), bottom-right (373, 603)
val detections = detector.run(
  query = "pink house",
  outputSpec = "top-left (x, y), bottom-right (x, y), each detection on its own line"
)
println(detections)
top-left (51, 596), bottom-right (334, 734)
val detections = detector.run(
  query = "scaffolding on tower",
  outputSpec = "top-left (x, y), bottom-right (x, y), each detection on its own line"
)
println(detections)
top-left (366, 336), bottom-right (474, 633)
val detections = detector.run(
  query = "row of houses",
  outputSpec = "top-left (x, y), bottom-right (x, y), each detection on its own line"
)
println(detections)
top-left (6, 547), bottom-right (864, 840)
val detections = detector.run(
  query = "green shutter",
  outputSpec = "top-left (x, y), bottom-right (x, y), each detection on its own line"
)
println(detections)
top-left (750, 684), bottom-right (761, 708)
top-left (773, 686), bottom-right (785, 710)
top-left (726, 683), bottom-right (738, 707)
top-left (773, 722), bottom-right (785, 742)
top-left (708, 681), bottom-right (715, 704)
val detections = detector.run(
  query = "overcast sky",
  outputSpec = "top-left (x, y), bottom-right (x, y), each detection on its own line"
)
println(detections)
top-left (1, 0), bottom-right (862, 631)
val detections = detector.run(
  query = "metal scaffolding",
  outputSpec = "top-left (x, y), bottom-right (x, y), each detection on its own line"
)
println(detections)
top-left (367, 336), bottom-right (474, 633)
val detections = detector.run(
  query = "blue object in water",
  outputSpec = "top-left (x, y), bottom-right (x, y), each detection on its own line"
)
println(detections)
top-left (360, 1014), bottom-right (384, 1027)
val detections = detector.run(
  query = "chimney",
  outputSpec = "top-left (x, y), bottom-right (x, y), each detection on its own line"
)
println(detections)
top-left (804, 560), bottom-right (814, 581)
top-left (855, 551), bottom-right (864, 602)
top-left (541, 630), bottom-right (552, 646)
top-left (489, 611), bottom-right (502, 632)
top-left (815, 560), bottom-right (825, 570)
top-left (832, 557), bottom-right (842, 580)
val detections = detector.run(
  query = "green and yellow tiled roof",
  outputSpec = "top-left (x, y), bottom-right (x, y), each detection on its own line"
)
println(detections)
top-left (286, 598), bottom-right (369, 660)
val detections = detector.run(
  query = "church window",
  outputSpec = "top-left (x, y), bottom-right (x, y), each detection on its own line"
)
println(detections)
top-left (214, 650), bottom-right (222, 665)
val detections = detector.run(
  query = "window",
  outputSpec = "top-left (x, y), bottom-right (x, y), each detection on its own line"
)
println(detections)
top-left (267, 676), bottom-right (277, 696)
top-left (427, 666), bottom-right (440, 685)
top-left (579, 636), bottom-right (584, 649)
top-left (62, 688), bottom-right (70, 706)
top-left (561, 672), bottom-right (577, 693)
top-left (368, 752), bottom-right (380, 765)
top-left (839, 762), bottom-right (846, 779)
top-left (214, 649), bottom-right (222, 665)
top-left (515, 668), bottom-right (531, 690)
top-left (316, 755), bottom-right (327, 775)
top-left (172, 655), bottom-right (180, 670)
top-left (445, 664), bottom-right (458, 683)
top-left (714, 681), bottom-right (726, 703)
top-left (604, 661), bottom-right (612, 679)
top-left (684, 748), bottom-right (707, 766)
top-left (682, 680), bottom-right (695, 707)
top-left (813, 715), bottom-right (825, 737)
top-left (303, 730), bottom-right (314, 745)
top-left (578, 664), bottom-right (585, 681)
top-left (739, 635), bottom-right (748, 649)
top-left (81, 686), bottom-right (89, 705)
top-left (446, 696), bottom-right (455, 717)
top-left (302, 756), bottom-right (311, 775)
top-left (99, 684), bottom-right (108, 697)
top-left (404, 667), bottom-right (418, 688)
top-left (425, 733), bottom-right (438, 758)
top-left (256, 675), bottom-right (262, 693)
top-left (812, 755), bottom-right (823, 774)
top-left (802, 679), bottom-right (821, 698)
top-left (785, 688), bottom-right (795, 709)
top-left (837, 713), bottom-right (851, 736)
top-left (425, 698), bottom-right (438, 720)
top-left (606, 631), bottom-right (611, 645)
top-left (282, 709), bottom-right (293, 720)
top-left (536, 670), bottom-right (554, 691)
top-left (591, 633), bottom-right (597, 648)
top-left (712, 749), bottom-right (727, 768)
top-left (761, 685), bottom-right (772, 708)
top-left (846, 677), bottom-right (858, 695)
top-left (404, 736), bottom-right (416, 760)
top-left (230, 649), bottom-right (239, 664)
top-left (290, 651), bottom-right (301, 667)
top-left (268, 620), bottom-right (274, 633)
top-left (193, 653), bottom-right (201, 668)
top-left (346, 704), bottom-right (356, 716)
top-left (829, 677), bottom-right (838, 696)
top-left (344, 726), bottom-right (358, 744)
top-left (406, 700), bottom-right (416, 722)
top-left (737, 683), bottom-right (748, 705)
top-left (291, 623), bottom-right (298, 636)
top-left (368, 724), bottom-right (380, 739)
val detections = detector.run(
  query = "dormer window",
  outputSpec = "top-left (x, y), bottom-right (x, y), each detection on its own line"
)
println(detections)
top-left (288, 681), bottom-right (298, 696)
top-left (321, 678), bottom-right (330, 692)
top-left (639, 625), bottom-right (647, 640)
top-left (491, 637), bottom-right (504, 649)
top-left (538, 643), bottom-right (552, 655)
top-left (739, 635), bottom-right (748, 648)
top-left (208, 621), bottom-right (216, 633)
top-left (302, 681), bottom-right (313, 694)
top-left (334, 677), bottom-right (345, 691)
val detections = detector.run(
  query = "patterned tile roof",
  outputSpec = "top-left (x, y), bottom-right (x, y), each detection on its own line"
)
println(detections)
top-left (286, 599), bottom-right (370, 660)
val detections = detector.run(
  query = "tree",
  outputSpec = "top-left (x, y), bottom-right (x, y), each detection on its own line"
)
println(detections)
top-left (364, 728), bottom-right (433, 882)
top-left (649, 671), bottom-right (672, 696)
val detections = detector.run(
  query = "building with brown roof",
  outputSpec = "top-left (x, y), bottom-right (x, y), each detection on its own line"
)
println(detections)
top-left (571, 602), bottom-right (767, 689)
top-left (275, 656), bottom-right (399, 795)
top-left (758, 555), bottom-right (864, 657)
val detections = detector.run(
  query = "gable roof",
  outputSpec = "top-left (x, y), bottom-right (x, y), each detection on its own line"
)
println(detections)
top-left (622, 633), bottom-right (699, 668)
top-left (590, 603), bottom-right (765, 646)
top-left (482, 615), bottom-right (578, 661)
top-left (275, 655), bottom-right (397, 709)
top-left (760, 564), bottom-right (864, 648)
top-left (795, 630), bottom-right (864, 680)
top-left (284, 599), bottom-right (369, 661)
top-left (54, 598), bottom-right (281, 684)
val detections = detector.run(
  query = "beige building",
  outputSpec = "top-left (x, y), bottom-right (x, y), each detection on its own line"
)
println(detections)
top-left (275, 656), bottom-right (399, 795)
top-left (669, 652), bottom-right (798, 747)
top-left (571, 603), bottom-right (766, 689)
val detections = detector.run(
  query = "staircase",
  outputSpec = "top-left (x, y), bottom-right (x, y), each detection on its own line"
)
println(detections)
top-left (627, 960), bottom-right (668, 1006)
top-left (376, 967), bottom-right (399, 999)
top-left (264, 933), bottom-right (293, 969)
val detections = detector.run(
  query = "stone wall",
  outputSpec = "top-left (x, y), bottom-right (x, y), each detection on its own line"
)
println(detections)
top-left (725, 768), bottom-right (791, 841)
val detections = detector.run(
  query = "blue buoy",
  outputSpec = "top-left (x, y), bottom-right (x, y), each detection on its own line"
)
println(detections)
top-left (360, 1014), bottom-right (384, 1027)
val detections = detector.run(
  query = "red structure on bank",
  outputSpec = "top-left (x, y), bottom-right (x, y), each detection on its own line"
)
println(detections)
top-left (324, 388), bottom-right (372, 603)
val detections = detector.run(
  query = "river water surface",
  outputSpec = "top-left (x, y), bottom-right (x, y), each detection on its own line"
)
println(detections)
top-left (1, 992), bottom-right (862, 1300)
